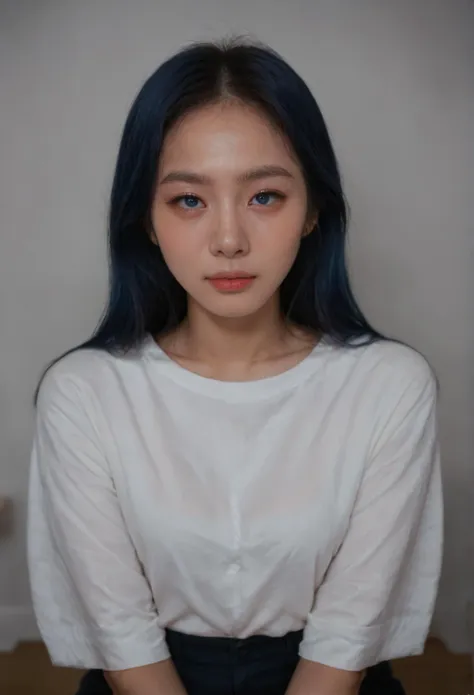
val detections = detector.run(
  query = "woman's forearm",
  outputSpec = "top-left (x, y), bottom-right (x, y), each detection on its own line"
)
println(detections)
top-left (105, 658), bottom-right (187, 695)
top-left (285, 658), bottom-right (362, 695)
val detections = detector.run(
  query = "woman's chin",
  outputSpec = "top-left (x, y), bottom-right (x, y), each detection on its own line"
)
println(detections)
top-left (206, 304), bottom-right (263, 320)
top-left (199, 296), bottom-right (271, 320)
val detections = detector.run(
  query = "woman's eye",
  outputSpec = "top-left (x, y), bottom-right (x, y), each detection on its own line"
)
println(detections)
top-left (251, 191), bottom-right (284, 206)
top-left (173, 195), bottom-right (204, 210)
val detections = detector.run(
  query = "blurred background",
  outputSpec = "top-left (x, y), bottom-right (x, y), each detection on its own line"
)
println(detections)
top-left (0, 0), bottom-right (473, 692)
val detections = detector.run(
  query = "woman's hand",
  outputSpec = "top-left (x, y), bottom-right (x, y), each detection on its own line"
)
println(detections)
top-left (285, 658), bottom-right (362, 695)
top-left (105, 659), bottom-right (188, 695)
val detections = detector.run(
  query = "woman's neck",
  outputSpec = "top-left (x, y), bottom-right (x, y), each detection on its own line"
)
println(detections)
top-left (159, 297), bottom-right (315, 370)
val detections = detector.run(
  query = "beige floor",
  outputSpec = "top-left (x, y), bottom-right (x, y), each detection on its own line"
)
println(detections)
top-left (0, 638), bottom-right (471, 695)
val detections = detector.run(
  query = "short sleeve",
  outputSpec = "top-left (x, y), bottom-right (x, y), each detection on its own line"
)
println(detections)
top-left (27, 369), bottom-right (170, 670)
top-left (299, 366), bottom-right (443, 671)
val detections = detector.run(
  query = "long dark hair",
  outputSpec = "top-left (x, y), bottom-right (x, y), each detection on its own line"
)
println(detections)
top-left (36, 38), bottom-right (385, 400)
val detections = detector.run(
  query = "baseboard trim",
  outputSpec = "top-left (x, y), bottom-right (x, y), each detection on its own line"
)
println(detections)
top-left (0, 606), bottom-right (41, 651)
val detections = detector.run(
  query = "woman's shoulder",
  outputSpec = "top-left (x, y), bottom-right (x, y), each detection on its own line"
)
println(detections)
top-left (359, 338), bottom-right (433, 379)
top-left (37, 343), bottom-right (143, 409)
top-left (347, 338), bottom-right (437, 402)
top-left (321, 337), bottom-right (436, 404)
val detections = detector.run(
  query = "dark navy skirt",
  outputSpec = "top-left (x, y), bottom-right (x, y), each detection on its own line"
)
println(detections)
top-left (76, 629), bottom-right (405, 695)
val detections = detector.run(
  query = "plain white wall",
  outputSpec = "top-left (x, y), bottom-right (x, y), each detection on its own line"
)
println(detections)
top-left (0, 0), bottom-right (473, 652)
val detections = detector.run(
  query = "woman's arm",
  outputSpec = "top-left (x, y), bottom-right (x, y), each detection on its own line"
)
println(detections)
top-left (289, 361), bottom-right (442, 684)
top-left (28, 370), bottom-right (171, 672)
top-left (285, 659), bottom-right (362, 695)
top-left (105, 659), bottom-right (187, 695)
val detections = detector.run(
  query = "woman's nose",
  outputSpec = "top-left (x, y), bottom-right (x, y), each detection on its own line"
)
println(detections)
top-left (209, 208), bottom-right (250, 258)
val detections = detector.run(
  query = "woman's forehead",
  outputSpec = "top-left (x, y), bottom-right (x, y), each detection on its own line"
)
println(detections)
top-left (158, 103), bottom-right (300, 179)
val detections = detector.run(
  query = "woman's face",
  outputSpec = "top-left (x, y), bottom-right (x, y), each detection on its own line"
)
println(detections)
top-left (151, 101), bottom-right (313, 319)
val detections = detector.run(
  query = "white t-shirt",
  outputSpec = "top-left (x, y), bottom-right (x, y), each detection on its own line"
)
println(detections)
top-left (27, 335), bottom-right (442, 672)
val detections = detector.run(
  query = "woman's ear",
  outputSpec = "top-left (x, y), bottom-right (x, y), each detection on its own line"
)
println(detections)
top-left (302, 213), bottom-right (319, 238)
top-left (147, 218), bottom-right (159, 246)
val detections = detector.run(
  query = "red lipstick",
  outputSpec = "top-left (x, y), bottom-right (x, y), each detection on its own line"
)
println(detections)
top-left (207, 271), bottom-right (256, 292)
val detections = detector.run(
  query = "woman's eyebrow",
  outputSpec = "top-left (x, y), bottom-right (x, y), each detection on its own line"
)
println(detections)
top-left (238, 165), bottom-right (294, 183)
top-left (160, 171), bottom-right (211, 185)
top-left (159, 165), bottom-right (294, 186)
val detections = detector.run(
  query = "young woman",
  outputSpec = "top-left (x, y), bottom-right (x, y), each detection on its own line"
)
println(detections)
top-left (28, 39), bottom-right (442, 695)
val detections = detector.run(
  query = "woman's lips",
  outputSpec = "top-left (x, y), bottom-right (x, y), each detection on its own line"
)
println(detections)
top-left (207, 275), bottom-right (256, 292)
